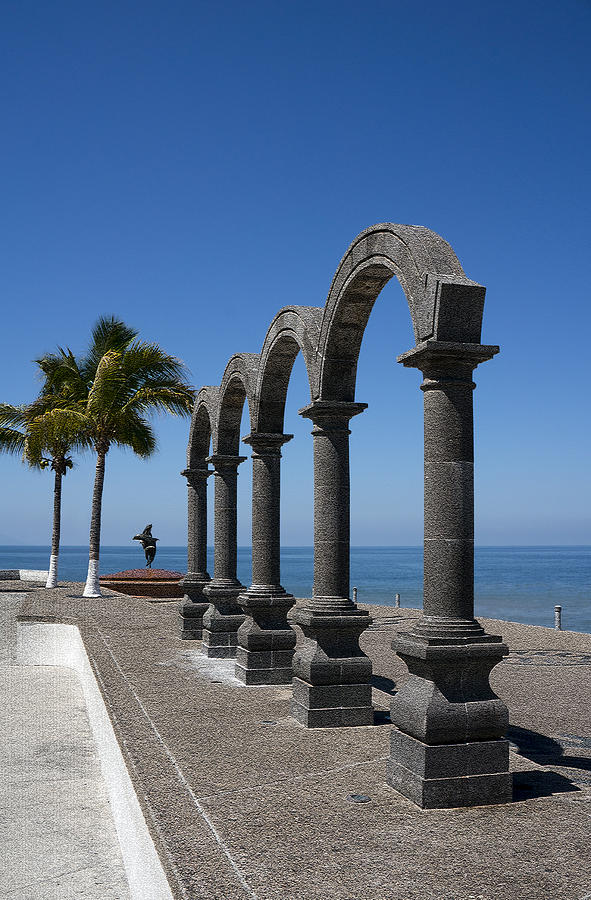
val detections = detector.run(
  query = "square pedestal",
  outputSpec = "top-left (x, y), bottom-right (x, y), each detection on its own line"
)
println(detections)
top-left (179, 621), bottom-right (203, 640)
top-left (178, 599), bottom-right (208, 640)
top-left (202, 629), bottom-right (238, 658)
top-left (235, 647), bottom-right (294, 684)
top-left (387, 729), bottom-right (512, 808)
top-left (290, 677), bottom-right (374, 728)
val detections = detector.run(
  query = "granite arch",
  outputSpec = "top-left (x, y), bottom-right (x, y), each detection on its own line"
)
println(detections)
top-left (184, 222), bottom-right (509, 808)
top-left (187, 386), bottom-right (218, 468)
top-left (317, 222), bottom-right (486, 401)
top-left (179, 386), bottom-right (219, 639)
top-left (200, 353), bottom-right (260, 658)
top-left (214, 353), bottom-right (260, 455)
top-left (254, 306), bottom-right (323, 433)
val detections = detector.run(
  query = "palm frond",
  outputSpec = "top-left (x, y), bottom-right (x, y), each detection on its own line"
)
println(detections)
top-left (80, 316), bottom-right (138, 382)
top-left (0, 403), bottom-right (28, 429)
top-left (35, 349), bottom-right (85, 396)
top-left (30, 318), bottom-right (196, 471)
top-left (123, 382), bottom-right (195, 418)
top-left (119, 342), bottom-right (191, 385)
top-left (86, 349), bottom-right (128, 424)
top-left (26, 408), bottom-right (93, 458)
top-left (29, 389), bottom-right (81, 417)
top-left (111, 410), bottom-right (157, 458)
top-left (0, 426), bottom-right (27, 455)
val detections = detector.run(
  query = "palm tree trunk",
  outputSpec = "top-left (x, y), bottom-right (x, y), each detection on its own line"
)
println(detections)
top-left (83, 448), bottom-right (107, 597)
top-left (46, 468), bottom-right (62, 589)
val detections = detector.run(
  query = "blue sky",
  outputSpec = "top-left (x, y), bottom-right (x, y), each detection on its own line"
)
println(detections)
top-left (1, 0), bottom-right (589, 547)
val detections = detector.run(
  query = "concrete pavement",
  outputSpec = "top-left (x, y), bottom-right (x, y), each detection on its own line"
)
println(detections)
top-left (0, 587), bottom-right (130, 900)
top-left (5, 581), bottom-right (591, 899)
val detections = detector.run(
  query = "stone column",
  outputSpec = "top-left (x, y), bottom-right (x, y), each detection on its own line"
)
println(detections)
top-left (291, 401), bottom-right (373, 727)
top-left (179, 466), bottom-right (212, 639)
top-left (387, 340), bottom-right (511, 809)
top-left (202, 454), bottom-right (247, 657)
top-left (236, 433), bottom-right (296, 684)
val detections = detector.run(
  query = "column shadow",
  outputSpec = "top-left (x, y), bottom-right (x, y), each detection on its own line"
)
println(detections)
top-left (508, 725), bottom-right (591, 772)
top-left (371, 674), bottom-right (397, 696)
top-left (370, 675), bottom-right (397, 725)
top-left (512, 769), bottom-right (580, 799)
top-left (508, 725), bottom-right (590, 799)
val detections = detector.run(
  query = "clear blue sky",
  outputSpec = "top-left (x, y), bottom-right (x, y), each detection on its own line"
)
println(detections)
top-left (1, 0), bottom-right (589, 548)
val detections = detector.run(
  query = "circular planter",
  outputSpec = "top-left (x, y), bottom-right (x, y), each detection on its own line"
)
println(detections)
top-left (99, 568), bottom-right (184, 598)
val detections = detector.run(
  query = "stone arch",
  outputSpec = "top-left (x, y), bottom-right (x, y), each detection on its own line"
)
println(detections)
top-left (253, 306), bottom-right (323, 433)
top-left (180, 385), bottom-right (219, 640)
top-left (187, 386), bottom-right (218, 468)
top-left (214, 353), bottom-right (260, 454)
top-left (184, 222), bottom-right (509, 804)
top-left (317, 222), bottom-right (485, 400)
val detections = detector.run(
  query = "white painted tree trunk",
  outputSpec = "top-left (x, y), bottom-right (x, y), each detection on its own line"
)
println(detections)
top-left (83, 559), bottom-right (102, 597)
top-left (46, 554), bottom-right (59, 589)
top-left (84, 448), bottom-right (107, 598)
top-left (46, 467), bottom-right (63, 589)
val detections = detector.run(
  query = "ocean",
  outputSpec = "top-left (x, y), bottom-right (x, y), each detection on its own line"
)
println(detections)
top-left (2, 545), bottom-right (590, 634)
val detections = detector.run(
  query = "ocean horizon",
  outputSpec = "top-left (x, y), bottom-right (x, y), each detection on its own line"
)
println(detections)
top-left (2, 544), bottom-right (590, 635)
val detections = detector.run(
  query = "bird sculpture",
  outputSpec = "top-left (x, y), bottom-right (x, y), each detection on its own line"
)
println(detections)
top-left (132, 524), bottom-right (159, 568)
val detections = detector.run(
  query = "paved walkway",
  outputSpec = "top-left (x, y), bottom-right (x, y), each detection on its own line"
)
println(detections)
top-left (0, 587), bottom-right (130, 900)
top-left (6, 581), bottom-right (591, 900)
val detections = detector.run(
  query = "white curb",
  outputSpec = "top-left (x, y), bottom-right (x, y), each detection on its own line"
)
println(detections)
top-left (16, 621), bottom-right (174, 900)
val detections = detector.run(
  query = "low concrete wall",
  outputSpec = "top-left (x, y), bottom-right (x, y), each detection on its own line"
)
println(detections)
top-left (15, 621), bottom-right (174, 900)
top-left (0, 569), bottom-right (49, 582)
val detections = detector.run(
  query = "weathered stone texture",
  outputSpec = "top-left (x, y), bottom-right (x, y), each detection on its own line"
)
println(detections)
top-left (202, 454), bottom-right (246, 657)
top-left (290, 400), bottom-right (374, 727)
top-left (386, 340), bottom-right (508, 806)
top-left (179, 466), bottom-right (212, 639)
top-left (236, 432), bottom-right (296, 685)
top-left (185, 223), bottom-right (509, 807)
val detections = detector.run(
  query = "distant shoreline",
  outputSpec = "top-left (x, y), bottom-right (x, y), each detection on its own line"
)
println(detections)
top-left (1, 544), bottom-right (590, 549)
top-left (3, 546), bottom-right (589, 633)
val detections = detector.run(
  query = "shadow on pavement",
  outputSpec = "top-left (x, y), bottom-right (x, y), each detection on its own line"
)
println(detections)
top-left (371, 674), bottom-right (397, 695)
top-left (513, 769), bottom-right (580, 799)
top-left (508, 725), bottom-right (591, 799)
top-left (508, 724), bottom-right (591, 772)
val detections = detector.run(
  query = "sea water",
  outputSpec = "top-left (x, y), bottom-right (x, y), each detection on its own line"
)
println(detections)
top-left (1, 545), bottom-right (590, 634)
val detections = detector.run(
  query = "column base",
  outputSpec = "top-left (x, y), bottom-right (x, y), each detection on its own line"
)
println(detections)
top-left (390, 631), bottom-right (509, 744)
top-left (291, 677), bottom-right (373, 727)
top-left (179, 600), bottom-right (210, 640)
top-left (235, 587), bottom-right (296, 684)
top-left (388, 626), bottom-right (510, 807)
top-left (202, 581), bottom-right (245, 659)
top-left (178, 575), bottom-right (210, 640)
top-left (235, 651), bottom-right (294, 685)
top-left (291, 604), bottom-right (373, 728)
top-left (386, 730), bottom-right (512, 808)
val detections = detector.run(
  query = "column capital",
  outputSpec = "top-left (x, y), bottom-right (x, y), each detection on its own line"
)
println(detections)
top-left (206, 454), bottom-right (247, 471)
top-left (181, 466), bottom-right (213, 482)
top-left (242, 432), bottom-right (294, 457)
top-left (298, 400), bottom-right (368, 426)
top-left (397, 340), bottom-right (499, 375)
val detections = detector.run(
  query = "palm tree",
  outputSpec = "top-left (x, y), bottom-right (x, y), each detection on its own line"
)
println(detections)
top-left (0, 401), bottom-right (74, 588)
top-left (35, 316), bottom-right (195, 597)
